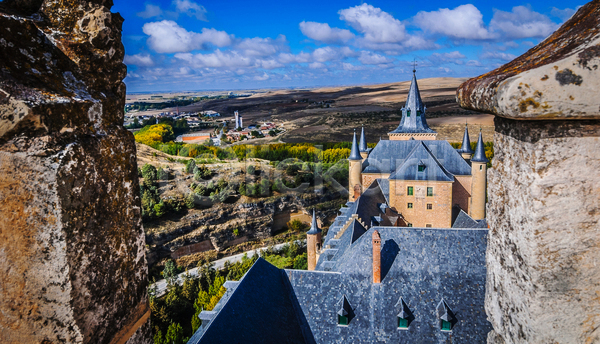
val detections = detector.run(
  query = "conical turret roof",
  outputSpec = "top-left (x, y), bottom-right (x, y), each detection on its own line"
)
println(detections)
top-left (458, 123), bottom-right (474, 154)
top-left (471, 130), bottom-right (488, 163)
top-left (348, 130), bottom-right (362, 160)
top-left (359, 127), bottom-right (368, 152)
top-left (307, 210), bottom-right (321, 235)
top-left (389, 71), bottom-right (436, 134)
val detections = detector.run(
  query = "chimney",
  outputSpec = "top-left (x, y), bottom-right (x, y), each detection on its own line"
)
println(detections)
top-left (372, 230), bottom-right (381, 283)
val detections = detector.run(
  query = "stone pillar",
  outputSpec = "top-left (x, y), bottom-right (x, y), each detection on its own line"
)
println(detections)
top-left (470, 161), bottom-right (487, 220)
top-left (0, 1), bottom-right (150, 343)
top-left (457, 2), bottom-right (600, 343)
top-left (349, 159), bottom-right (362, 202)
top-left (372, 230), bottom-right (381, 284)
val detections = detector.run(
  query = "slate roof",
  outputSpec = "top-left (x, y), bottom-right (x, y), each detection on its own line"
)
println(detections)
top-left (471, 131), bottom-right (488, 163)
top-left (389, 73), bottom-right (436, 135)
top-left (452, 209), bottom-right (488, 229)
top-left (389, 142), bottom-right (455, 182)
top-left (348, 130), bottom-right (362, 161)
top-left (359, 127), bottom-right (371, 153)
top-left (362, 140), bottom-right (472, 177)
top-left (307, 210), bottom-right (321, 235)
top-left (457, 124), bottom-right (474, 154)
top-left (189, 258), bottom-right (308, 344)
top-left (287, 226), bottom-right (491, 343)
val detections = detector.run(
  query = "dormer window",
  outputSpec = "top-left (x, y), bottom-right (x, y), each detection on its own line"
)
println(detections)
top-left (436, 299), bottom-right (456, 332)
top-left (416, 110), bottom-right (421, 117)
top-left (418, 164), bottom-right (425, 172)
top-left (396, 297), bottom-right (414, 330)
top-left (407, 110), bottom-right (411, 117)
top-left (337, 295), bottom-right (353, 326)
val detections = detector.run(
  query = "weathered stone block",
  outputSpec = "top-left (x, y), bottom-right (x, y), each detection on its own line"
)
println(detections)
top-left (0, 0), bottom-right (150, 343)
top-left (485, 117), bottom-right (600, 344)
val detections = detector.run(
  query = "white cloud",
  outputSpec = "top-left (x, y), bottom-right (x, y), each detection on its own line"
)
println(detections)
top-left (174, 0), bottom-right (208, 21)
top-left (299, 21), bottom-right (355, 43)
top-left (339, 4), bottom-right (407, 43)
top-left (254, 72), bottom-right (270, 81)
top-left (428, 51), bottom-right (466, 65)
top-left (342, 63), bottom-right (367, 71)
top-left (137, 4), bottom-right (163, 19)
top-left (309, 62), bottom-right (327, 69)
top-left (312, 46), bottom-right (356, 63)
top-left (551, 7), bottom-right (577, 21)
top-left (124, 53), bottom-right (155, 67)
top-left (358, 51), bottom-right (391, 65)
top-left (174, 50), bottom-right (252, 68)
top-left (490, 6), bottom-right (558, 39)
top-left (236, 35), bottom-right (289, 57)
top-left (480, 51), bottom-right (517, 61)
top-left (414, 4), bottom-right (493, 40)
top-left (467, 60), bottom-right (482, 67)
top-left (143, 21), bottom-right (232, 53)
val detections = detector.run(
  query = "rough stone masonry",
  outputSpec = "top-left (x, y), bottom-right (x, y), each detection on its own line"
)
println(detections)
top-left (0, 0), bottom-right (151, 343)
top-left (458, 1), bottom-right (600, 343)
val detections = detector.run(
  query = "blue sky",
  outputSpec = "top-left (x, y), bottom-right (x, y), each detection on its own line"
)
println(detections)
top-left (114, 0), bottom-right (583, 92)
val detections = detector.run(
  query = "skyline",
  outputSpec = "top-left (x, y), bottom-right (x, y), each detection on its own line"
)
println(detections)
top-left (115, 0), bottom-right (582, 92)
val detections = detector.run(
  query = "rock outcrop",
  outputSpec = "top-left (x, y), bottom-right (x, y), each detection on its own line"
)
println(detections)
top-left (0, 1), bottom-right (150, 343)
top-left (457, 2), bottom-right (600, 344)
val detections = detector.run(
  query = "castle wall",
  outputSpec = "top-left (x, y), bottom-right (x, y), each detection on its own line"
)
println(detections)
top-left (361, 173), bottom-right (390, 190)
top-left (389, 180), bottom-right (453, 228)
top-left (452, 175), bottom-right (472, 215)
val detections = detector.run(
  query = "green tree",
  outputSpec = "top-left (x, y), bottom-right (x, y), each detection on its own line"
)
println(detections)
top-left (293, 253), bottom-right (308, 270)
top-left (163, 260), bottom-right (178, 287)
top-left (246, 165), bottom-right (255, 175)
top-left (165, 322), bottom-right (185, 344)
top-left (141, 164), bottom-right (158, 184)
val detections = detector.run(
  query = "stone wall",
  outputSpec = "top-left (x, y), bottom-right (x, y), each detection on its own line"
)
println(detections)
top-left (0, 1), bottom-right (150, 343)
top-left (457, 2), bottom-right (600, 343)
top-left (389, 180), bottom-right (453, 228)
top-left (485, 117), bottom-right (600, 343)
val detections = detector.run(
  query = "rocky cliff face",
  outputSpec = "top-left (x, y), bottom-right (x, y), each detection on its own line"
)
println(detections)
top-left (0, 1), bottom-right (150, 343)
top-left (457, 2), bottom-right (600, 344)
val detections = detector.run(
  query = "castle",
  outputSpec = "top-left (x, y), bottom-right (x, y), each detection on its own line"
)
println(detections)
top-left (190, 73), bottom-right (492, 343)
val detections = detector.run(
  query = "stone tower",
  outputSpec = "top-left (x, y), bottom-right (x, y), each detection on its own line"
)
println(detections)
top-left (0, 1), bottom-right (150, 343)
top-left (348, 130), bottom-right (363, 202)
top-left (306, 210), bottom-right (322, 271)
top-left (470, 130), bottom-right (488, 220)
top-left (458, 2), bottom-right (600, 342)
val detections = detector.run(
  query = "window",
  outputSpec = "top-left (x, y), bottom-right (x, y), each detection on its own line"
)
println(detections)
top-left (418, 165), bottom-right (425, 172)
top-left (407, 203), bottom-right (413, 209)
top-left (480, 165), bottom-right (483, 170)
top-left (407, 186), bottom-right (413, 196)
top-left (398, 317), bottom-right (409, 329)
top-left (427, 187), bottom-right (433, 197)
top-left (406, 110), bottom-right (411, 117)
top-left (416, 110), bottom-right (421, 117)
top-left (426, 224), bottom-right (432, 228)
top-left (338, 315), bottom-right (348, 326)
top-left (407, 223), bottom-right (413, 227)
top-left (441, 320), bottom-right (452, 331)
top-left (427, 204), bottom-right (432, 210)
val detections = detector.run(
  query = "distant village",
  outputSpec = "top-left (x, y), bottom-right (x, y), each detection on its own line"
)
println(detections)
top-left (124, 108), bottom-right (284, 146)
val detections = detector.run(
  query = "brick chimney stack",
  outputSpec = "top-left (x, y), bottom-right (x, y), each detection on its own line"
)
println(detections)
top-left (372, 230), bottom-right (381, 284)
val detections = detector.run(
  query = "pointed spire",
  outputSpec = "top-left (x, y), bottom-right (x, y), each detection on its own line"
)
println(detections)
top-left (307, 210), bottom-right (321, 234)
top-left (348, 130), bottom-right (362, 160)
top-left (471, 129), bottom-right (488, 163)
top-left (458, 123), bottom-right (474, 154)
top-left (388, 71), bottom-right (435, 135)
top-left (359, 127), bottom-right (368, 152)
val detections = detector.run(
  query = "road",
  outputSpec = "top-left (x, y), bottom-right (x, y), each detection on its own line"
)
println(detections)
top-left (151, 240), bottom-right (305, 297)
